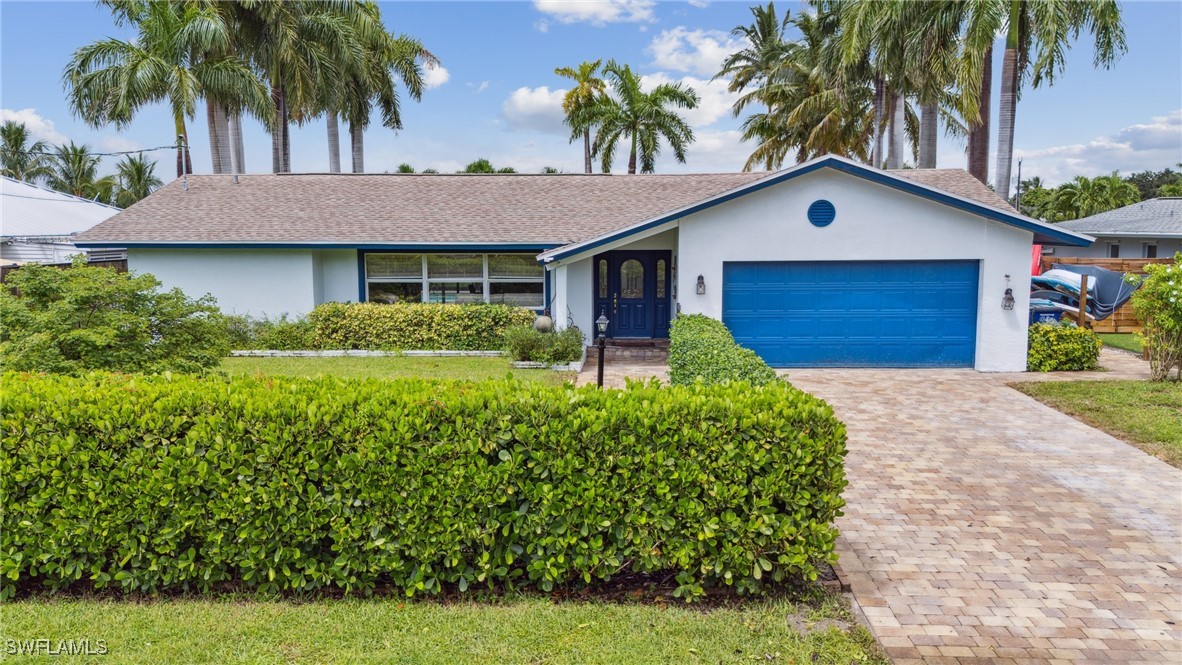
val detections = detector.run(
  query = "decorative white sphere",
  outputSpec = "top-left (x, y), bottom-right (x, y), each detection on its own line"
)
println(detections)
top-left (533, 314), bottom-right (554, 333)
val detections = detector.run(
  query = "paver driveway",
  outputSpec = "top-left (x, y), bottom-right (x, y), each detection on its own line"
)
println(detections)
top-left (785, 366), bottom-right (1182, 664)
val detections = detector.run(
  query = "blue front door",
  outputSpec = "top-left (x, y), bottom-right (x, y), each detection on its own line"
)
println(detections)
top-left (594, 250), bottom-right (671, 338)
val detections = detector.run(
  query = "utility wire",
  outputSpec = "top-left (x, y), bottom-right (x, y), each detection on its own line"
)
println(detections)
top-left (10, 144), bottom-right (184, 158)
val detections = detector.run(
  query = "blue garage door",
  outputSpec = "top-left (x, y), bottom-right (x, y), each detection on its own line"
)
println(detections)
top-left (722, 260), bottom-right (979, 367)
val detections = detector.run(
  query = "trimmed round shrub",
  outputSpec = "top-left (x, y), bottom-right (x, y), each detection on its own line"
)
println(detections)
top-left (1, 372), bottom-right (847, 601)
top-left (1026, 322), bottom-right (1102, 372)
top-left (669, 314), bottom-right (777, 386)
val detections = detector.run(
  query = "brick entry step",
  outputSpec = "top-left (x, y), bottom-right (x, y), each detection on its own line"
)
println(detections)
top-left (586, 339), bottom-right (669, 362)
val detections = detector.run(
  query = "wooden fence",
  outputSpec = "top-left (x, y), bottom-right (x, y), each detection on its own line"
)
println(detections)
top-left (0, 259), bottom-right (128, 285)
top-left (1038, 256), bottom-right (1174, 333)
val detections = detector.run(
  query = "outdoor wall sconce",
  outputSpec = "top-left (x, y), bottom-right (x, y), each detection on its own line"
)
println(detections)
top-left (1002, 274), bottom-right (1015, 310)
top-left (696, 275), bottom-right (706, 295)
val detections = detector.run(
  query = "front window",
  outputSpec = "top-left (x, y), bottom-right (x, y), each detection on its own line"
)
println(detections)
top-left (1107, 243), bottom-right (1120, 258)
top-left (364, 252), bottom-right (544, 308)
top-left (1143, 243), bottom-right (1157, 259)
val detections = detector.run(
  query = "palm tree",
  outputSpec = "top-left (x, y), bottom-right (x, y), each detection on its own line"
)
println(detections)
top-left (396, 163), bottom-right (415, 173)
top-left (112, 153), bottom-right (163, 208)
top-left (993, 0), bottom-right (1126, 200)
top-left (578, 61), bottom-right (699, 174)
top-left (339, 32), bottom-right (434, 174)
top-left (1048, 173), bottom-right (1139, 221)
top-left (555, 60), bottom-right (606, 174)
top-left (64, 0), bottom-right (273, 177)
top-left (461, 158), bottom-right (495, 173)
top-left (715, 2), bottom-right (792, 113)
top-left (0, 121), bottom-right (52, 183)
top-left (45, 142), bottom-right (115, 201)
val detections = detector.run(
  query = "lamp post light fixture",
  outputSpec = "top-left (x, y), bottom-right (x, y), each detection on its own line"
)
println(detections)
top-left (595, 313), bottom-right (609, 387)
top-left (1001, 274), bottom-right (1015, 310)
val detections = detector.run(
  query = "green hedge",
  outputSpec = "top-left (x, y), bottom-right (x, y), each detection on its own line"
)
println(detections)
top-left (503, 326), bottom-right (585, 364)
top-left (1, 372), bottom-right (847, 601)
top-left (308, 302), bottom-right (536, 350)
top-left (1027, 322), bottom-right (1103, 371)
top-left (669, 314), bottom-right (777, 386)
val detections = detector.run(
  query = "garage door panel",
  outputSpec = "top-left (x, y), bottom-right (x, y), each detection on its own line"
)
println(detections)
top-left (722, 260), bottom-right (978, 367)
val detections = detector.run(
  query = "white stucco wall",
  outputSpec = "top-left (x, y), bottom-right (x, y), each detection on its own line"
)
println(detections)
top-left (674, 169), bottom-right (1032, 371)
top-left (317, 249), bottom-right (360, 303)
top-left (129, 249), bottom-right (318, 318)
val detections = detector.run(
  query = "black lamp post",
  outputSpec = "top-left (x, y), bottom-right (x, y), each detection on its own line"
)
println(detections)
top-left (595, 313), bottom-right (609, 387)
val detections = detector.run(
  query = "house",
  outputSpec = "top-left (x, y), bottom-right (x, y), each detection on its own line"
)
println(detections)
top-left (1051, 198), bottom-right (1182, 260)
top-left (1, 176), bottom-right (124, 264)
top-left (74, 155), bottom-right (1093, 371)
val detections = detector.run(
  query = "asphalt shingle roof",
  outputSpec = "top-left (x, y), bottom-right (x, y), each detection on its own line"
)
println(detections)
top-left (1057, 198), bottom-right (1182, 237)
top-left (75, 167), bottom-right (1018, 246)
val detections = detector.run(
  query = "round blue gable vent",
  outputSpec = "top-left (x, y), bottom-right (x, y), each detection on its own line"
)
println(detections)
top-left (808, 199), bottom-right (836, 227)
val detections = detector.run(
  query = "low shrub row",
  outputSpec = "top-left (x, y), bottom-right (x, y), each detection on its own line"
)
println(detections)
top-left (223, 314), bottom-right (317, 351)
top-left (1027, 322), bottom-right (1102, 372)
top-left (308, 302), bottom-right (536, 351)
top-left (1, 372), bottom-right (847, 601)
top-left (503, 325), bottom-right (585, 364)
top-left (668, 314), bottom-right (777, 386)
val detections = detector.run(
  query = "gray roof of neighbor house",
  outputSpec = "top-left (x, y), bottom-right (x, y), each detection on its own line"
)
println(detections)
top-left (1057, 198), bottom-right (1182, 237)
top-left (1, 176), bottom-right (121, 238)
top-left (74, 161), bottom-right (1044, 248)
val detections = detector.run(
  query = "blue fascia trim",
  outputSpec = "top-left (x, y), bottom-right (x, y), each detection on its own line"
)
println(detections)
top-left (356, 249), bottom-right (367, 302)
top-left (78, 241), bottom-right (562, 251)
top-left (543, 158), bottom-right (1090, 261)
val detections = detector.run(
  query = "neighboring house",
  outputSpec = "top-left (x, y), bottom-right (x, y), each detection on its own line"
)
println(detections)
top-left (0, 176), bottom-right (124, 264)
top-left (75, 155), bottom-right (1092, 371)
top-left (1052, 198), bottom-right (1182, 260)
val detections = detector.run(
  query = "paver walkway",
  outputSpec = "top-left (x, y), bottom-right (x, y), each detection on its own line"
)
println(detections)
top-left (784, 363), bottom-right (1181, 664)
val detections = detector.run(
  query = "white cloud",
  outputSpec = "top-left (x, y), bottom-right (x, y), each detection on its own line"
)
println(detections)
top-left (1013, 109), bottom-right (1182, 185)
top-left (501, 86), bottom-right (568, 134)
top-left (423, 64), bottom-right (450, 89)
top-left (534, 19), bottom-right (550, 33)
top-left (0, 108), bottom-right (68, 144)
top-left (686, 0), bottom-right (710, 7)
top-left (98, 135), bottom-right (141, 153)
top-left (533, 0), bottom-right (655, 26)
top-left (640, 72), bottom-right (738, 128)
top-left (468, 81), bottom-right (491, 94)
top-left (647, 27), bottom-right (747, 77)
top-left (669, 128), bottom-right (752, 172)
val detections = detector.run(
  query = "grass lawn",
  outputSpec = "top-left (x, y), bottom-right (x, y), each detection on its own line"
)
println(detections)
top-left (221, 355), bottom-right (573, 386)
top-left (1098, 333), bottom-right (1144, 354)
top-left (1013, 380), bottom-right (1182, 468)
top-left (0, 594), bottom-right (885, 664)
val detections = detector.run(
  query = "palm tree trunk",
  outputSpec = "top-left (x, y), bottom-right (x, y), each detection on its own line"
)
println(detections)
top-left (327, 113), bottom-right (341, 173)
top-left (227, 108), bottom-right (242, 175)
top-left (173, 113), bottom-right (192, 178)
top-left (886, 92), bottom-right (904, 169)
top-left (207, 102), bottom-right (224, 174)
top-left (583, 128), bottom-right (592, 174)
top-left (627, 131), bottom-right (637, 175)
top-left (966, 45), bottom-right (993, 184)
top-left (871, 76), bottom-right (885, 168)
top-left (271, 85), bottom-right (284, 173)
top-left (350, 122), bottom-right (364, 173)
top-left (231, 112), bottom-right (246, 173)
top-left (215, 104), bottom-right (232, 174)
top-left (995, 31), bottom-right (1020, 201)
top-left (919, 102), bottom-right (938, 168)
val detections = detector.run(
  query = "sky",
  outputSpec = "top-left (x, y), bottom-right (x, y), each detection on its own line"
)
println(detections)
top-left (1, 0), bottom-right (1180, 189)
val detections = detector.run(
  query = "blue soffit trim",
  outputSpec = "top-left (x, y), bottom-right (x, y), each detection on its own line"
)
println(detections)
top-left (74, 241), bottom-right (564, 251)
top-left (540, 156), bottom-right (1093, 262)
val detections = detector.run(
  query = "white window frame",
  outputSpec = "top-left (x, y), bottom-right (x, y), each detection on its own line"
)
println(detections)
top-left (1142, 242), bottom-right (1158, 259)
top-left (1106, 242), bottom-right (1120, 259)
top-left (364, 253), bottom-right (544, 308)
